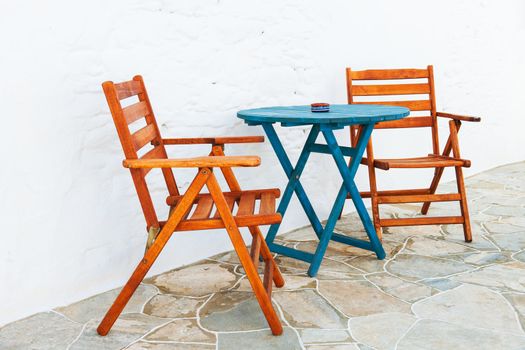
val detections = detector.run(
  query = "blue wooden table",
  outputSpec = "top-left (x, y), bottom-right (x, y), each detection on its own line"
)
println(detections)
top-left (237, 104), bottom-right (409, 276)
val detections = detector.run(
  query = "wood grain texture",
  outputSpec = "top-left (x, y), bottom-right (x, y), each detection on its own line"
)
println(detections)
top-left (163, 136), bottom-right (264, 145)
top-left (123, 156), bottom-right (261, 168)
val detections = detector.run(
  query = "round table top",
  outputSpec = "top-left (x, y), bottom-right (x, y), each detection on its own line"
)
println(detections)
top-left (237, 104), bottom-right (409, 125)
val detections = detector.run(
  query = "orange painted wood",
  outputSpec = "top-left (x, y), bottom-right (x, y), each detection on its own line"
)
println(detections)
top-left (100, 75), bottom-right (285, 337)
top-left (437, 112), bottom-right (481, 122)
top-left (344, 65), bottom-right (479, 241)
top-left (352, 83), bottom-right (430, 96)
top-left (374, 116), bottom-right (433, 129)
top-left (350, 68), bottom-right (429, 80)
top-left (131, 123), bottom-right (158, 151)
top-left (237, 193), bottom-right (256, 216)
top-left (123, 156), bottom-right (261, 169)
top-left (353, 100), bottom-right (431, 111)
top-left (114, 80), bottom-right (143, 100)
top-left (259, 192), bottom-right (276, 215)
top-left (190, 197), bottom-right (214, 220)
top-left (377, 193), bottom-right (461, 204)
top-left (163, 136), bottom-right (264, 145)
top-left (380, 216), bottom-right (464, 227)
top-left (122, 101), bottom-right (149, 125)
top-left (373, 155), bottom-right (468, 170)
top-left (264, 259), bottom-right (274, 295)
top-left (167, 189), bottom-right (281, 206)
top-left (160, 213), bottom-right (282, 231)
top-left (250, 233), bottom-right (262, 270)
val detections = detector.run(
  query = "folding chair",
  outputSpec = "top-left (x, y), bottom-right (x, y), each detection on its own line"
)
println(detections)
top-left (343, 66), bottom-right (481, 241)
top-left (97, 75), bottom-right (285, 336)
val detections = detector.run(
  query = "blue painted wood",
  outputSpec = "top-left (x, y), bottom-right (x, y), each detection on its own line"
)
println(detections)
top-left (309, 143), bottom-right (356, 157)
top-left (268, 243), bottom-right (314, 263)
top-left (239, 104), bottom-right (407, 276)
top-left (238, 104), bottom-right (409, 125)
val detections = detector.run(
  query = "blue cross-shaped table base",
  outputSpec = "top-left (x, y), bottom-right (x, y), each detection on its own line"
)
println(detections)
top-left (237, 105), bottom-right (409, 277)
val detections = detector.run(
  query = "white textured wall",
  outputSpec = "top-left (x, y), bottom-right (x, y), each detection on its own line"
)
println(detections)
top-left (1, 0), bottom-right (524, 325)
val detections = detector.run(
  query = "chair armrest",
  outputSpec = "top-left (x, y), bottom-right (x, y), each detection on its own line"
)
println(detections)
top-left (123, 156), bottom-right (261, 169)
top-left (437, 112), bottom-right (481, 122)
top-left (162, 136), bottom-right (264, 145)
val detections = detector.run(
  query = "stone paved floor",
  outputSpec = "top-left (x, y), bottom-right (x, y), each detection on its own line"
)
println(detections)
top-left (2, 161), bottom-right (525, 350)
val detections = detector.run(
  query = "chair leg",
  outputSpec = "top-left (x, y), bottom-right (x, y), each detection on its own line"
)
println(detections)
top-left (249, 226), bottom-right (285, 288)
top-left (455, 165), bottom-right (472, 242)
top-left (421, 167), bottom-right (444, 215)
top-left (97, 169), bottom-right (210, 336)
top-left (206, 172), bottom-right (283, 335)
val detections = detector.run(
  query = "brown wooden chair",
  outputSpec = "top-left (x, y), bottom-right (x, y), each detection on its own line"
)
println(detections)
top-left (344, 66), bottom-right (480, 242)
top-left (97, 75), bottom-right (285, 336)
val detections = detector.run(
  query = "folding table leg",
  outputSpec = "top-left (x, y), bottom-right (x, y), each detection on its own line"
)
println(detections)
top-left (322, 125), bottom-right (385, 257)
top-left (262, 123), bottom-right (324, 244)
top-left (97, 168), bottom-right (210, 336)
top-left (206, 172), bottom-right (283, 335)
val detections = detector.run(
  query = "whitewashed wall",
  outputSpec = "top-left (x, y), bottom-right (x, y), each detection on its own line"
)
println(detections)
top-left (1, 0), bottom-right (524, 325)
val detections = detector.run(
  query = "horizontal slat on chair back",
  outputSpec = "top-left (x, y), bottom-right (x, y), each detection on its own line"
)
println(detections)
top-left (352, 100), bottom-right (431, 111)
top-left (347, 66), bottom-right (435, 130)
top-left (352, 83), bottom-right (430, 96)
top-left (351, 68), bottom-right (429, 80)
top-left (115, 80), bottom-right (143, 100)
top-left (123, 101), bottom-right (150, 124)
top-left (131, 123), bottom-right (158, 151)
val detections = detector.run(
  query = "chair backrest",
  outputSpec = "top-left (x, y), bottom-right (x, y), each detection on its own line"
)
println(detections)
top-left (346, 65), bottom-right (439, 154)
top-left (102, 75), bottom-right (179, 229)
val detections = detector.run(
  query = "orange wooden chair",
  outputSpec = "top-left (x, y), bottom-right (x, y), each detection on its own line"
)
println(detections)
top-left (98, 75), bottom-right (285, 336)
top-left (344, 66), bottom-right (481, 241)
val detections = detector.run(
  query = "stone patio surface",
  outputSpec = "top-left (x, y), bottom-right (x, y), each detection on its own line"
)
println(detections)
top-left (1, 161), bottom-right (525, 350)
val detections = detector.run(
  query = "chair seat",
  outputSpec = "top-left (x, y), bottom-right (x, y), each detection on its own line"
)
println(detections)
top-left (364, 154), bottom-right (471, 170)
top-left (163, 188), bottom-right (282, 230)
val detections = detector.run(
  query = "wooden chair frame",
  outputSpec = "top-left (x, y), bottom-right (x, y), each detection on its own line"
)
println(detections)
top-left (344, 66), bottom-right (481, 241)
top-left (97, 75), bottom-right (284, 336)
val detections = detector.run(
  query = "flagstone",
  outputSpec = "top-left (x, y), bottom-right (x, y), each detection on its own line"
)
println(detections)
top-left (421, 277), bottom-right (463, 291)
top-left (484, 205), bottom-right (525, 217)
top-left (143, 294), bottom-right (205, 318)
top-left (386, 254), bottom-right (474, 281)
top-left (70, 313), bottom-right (166, 350)
top-left (367, 273), bottom-right (433, 302)
top-left (144, 319), bottom-right (215, 343)
top-left (462, 251), bottom-right (510, 266)
top-left (274, 290), bottom-right (347, 329)
top-left (126, 342), bottom-right (214, 350)
top-left (318, 280), bottom-right (411, 317)
top-left (413, 284), bottom-right (523, 334)
top-left (306, 344), bottom-right (360, 350)
top-left (299, 328), bottom-right (353, 344)
top-left (451, 262), bottom-right (525, 292)
top-left (514, 250), bottom-right (525, 263)
top-left (490, 232), bottom-right (525, 251)
top-left (149, 263), bottom-right (238, 296)
top-left (483, 221), bottom-right (524, 234)
top-left (236, 274), bottom-right (316, 292)
top-left (217, 328), bottom-right (301, 350)
top-left (56, 284), bottom-right (158, 323)
top-left (397, 319), bottom-right (525, 350)
top-left (349, 312), bottom-right (417, 350)
top-left (383, 225), bottom-right (443, 241)
top-left (200, 292), bottom-right (275, 331)
top-left (502, 292), bottom-right (525, 329)
top-left (0, 312), bottom-right (82, 350)
top-left (402, 237), bottom-right (475, 257)
top-left (345, 256), bottom-right (386, 273)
